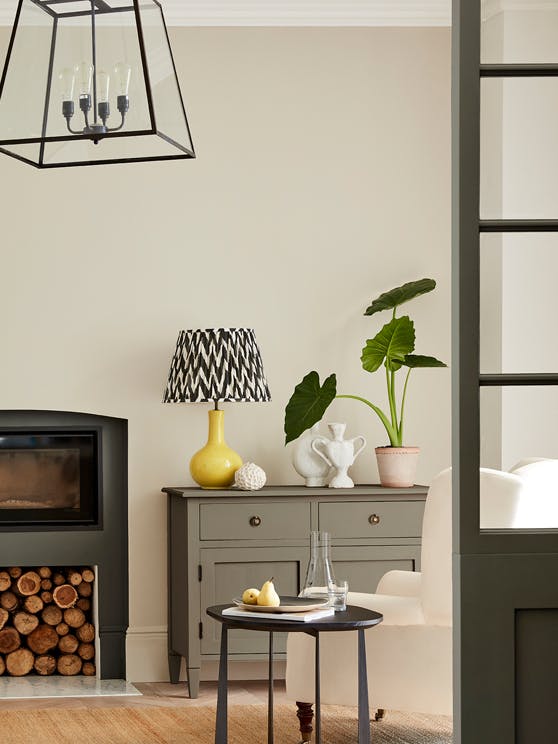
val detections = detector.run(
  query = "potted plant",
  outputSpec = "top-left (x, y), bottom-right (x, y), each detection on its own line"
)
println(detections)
top-left (284, 278), bottom-right (446, 487)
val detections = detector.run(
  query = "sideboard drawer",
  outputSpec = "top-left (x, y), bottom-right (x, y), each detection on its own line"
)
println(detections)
top-left (200, 502), bottom-right (311, 541)
top-left (319, 500), bottom-right (424, 539)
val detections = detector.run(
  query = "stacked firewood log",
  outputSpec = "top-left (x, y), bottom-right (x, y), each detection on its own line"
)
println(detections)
top-left (0, 566), bottom-right (96, 677)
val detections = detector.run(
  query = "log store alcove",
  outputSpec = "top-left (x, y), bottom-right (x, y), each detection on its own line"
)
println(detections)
top-left (0, 410), bottom-right (128, 679)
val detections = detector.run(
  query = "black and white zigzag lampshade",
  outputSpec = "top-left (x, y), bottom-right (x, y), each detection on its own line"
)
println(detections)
top-left (163, 328), bottom-right (271, 490)
top-left (163, 328), bottom-right (271, 404)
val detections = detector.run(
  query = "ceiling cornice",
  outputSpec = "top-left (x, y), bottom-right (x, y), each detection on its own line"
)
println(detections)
top-left (0, 1), bottom-right (452, 28)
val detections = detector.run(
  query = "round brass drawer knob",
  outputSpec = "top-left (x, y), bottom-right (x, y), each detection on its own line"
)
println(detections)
top-left (249, 516), bottom-right (262, 527)
top-left (369, 514), bottom-right (381, 525)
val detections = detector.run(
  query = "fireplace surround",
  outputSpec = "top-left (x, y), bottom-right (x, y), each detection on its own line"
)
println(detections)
top-left (0, 411), bottom-right (128, 679)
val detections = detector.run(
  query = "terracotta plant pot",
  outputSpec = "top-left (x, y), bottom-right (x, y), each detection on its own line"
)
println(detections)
top-left (375, 446), bottom-right (420, 488)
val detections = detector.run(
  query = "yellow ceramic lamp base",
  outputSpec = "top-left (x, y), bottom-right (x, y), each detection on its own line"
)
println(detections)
top-left (190, 409), bottom-right (243, 489)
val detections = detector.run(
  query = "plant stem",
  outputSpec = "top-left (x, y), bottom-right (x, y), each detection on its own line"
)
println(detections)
top-left (386, 366), bottom-right (398, 432)
top-left (398, 368), bottom-right (412, 444)
top-left (336, 394), bottom-right (398, 446)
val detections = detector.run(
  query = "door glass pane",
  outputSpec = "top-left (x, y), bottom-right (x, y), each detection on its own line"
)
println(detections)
top-left (480, 235), bottom-right (558, 374)
top-left (481, 1), bottom-right (558, 63)
top-left (481, 78), bottom-right (558, 219)
top-left (480, 386), bottom-right (558, 530)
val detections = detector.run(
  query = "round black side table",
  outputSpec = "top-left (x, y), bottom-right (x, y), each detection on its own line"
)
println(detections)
top-left (206, 604), bottom-right (383, 744)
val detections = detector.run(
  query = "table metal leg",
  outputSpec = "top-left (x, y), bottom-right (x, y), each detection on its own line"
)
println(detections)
top-left (268, 631), bottom-right (274, 744)
top-left (315, 632), bottom-right (321, 744)
top-left (357, 628), bottom-right (371, 744)
top-left (215, 625), bottom-right (228, 744)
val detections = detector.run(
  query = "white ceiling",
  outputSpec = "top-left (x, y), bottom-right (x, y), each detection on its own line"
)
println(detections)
top-left (0, 0), bottom-right (452, 27)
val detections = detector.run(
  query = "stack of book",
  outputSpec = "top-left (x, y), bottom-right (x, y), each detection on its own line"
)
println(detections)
top-left (222, 606), bottom-right (335, 622)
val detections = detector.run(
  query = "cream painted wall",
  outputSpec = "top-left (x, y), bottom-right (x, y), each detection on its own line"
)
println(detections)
top-left (0, 27), bottom-right (451, 680)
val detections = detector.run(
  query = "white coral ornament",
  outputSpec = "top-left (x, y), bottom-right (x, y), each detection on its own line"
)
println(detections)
top-left (234, 462), bottom-right (267, 490)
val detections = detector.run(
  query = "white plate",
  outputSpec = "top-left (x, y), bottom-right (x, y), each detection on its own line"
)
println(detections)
top-left (232, 595), bottom-right (329, 613)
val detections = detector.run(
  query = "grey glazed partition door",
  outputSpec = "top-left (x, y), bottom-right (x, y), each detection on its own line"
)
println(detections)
top-left (452, 2), bottom-right (558, 743)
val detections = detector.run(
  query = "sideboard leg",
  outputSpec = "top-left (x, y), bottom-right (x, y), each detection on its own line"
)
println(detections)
top-left (187, 666), bottom-right (200, 699)
top-left (168, 651), bottom-right (181, 684)
top-left (296, 702), bottom-right (314, 742)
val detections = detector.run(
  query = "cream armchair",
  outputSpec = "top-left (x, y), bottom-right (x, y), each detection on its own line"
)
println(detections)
top-left (286, 464), bottom-right (540, 736)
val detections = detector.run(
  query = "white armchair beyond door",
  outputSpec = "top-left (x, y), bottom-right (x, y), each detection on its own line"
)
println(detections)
top-left (286, 461), bottom-right (556, 727)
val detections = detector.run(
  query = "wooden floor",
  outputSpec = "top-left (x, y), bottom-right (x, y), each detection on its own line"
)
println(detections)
top-left (0, 680), bottom-right (290, 710)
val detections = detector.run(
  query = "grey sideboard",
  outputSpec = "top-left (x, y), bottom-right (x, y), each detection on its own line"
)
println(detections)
top-left (163, 484), bottom-right (427, 698)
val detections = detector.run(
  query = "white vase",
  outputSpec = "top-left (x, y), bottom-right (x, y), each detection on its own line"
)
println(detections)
top-left (312, 423), bottom-right (366, 488)
top-left (292, 423), bottom-right (332, 487)
top-left (375, 446), bottom-right (420, 488)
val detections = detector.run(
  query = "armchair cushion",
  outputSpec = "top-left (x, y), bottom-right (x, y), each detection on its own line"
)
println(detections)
top-left (347, 591), bottom-right (424, 625)
top-left (376, 569), bottom-right (421, 597)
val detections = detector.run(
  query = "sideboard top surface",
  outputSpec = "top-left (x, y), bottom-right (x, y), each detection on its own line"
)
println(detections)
top-left (163, 484), bottom-right (428, 500)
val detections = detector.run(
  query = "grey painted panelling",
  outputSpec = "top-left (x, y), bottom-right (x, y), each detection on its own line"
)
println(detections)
top-left (516, 609), bottom-right (558, 742)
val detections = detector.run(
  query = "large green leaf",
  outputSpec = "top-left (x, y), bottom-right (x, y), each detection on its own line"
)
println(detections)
top-left (284, 371), bottom-right (337, 445)
top-left (364, 278), bottom-right (436, 316)
top-left (403, 354), bottom-right (447, 368)
top-left (361, 316), bottom-right (415, 373)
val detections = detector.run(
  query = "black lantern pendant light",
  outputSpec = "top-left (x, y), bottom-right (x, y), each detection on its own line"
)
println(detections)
top-left (0, 0), bottom-right (195, 167)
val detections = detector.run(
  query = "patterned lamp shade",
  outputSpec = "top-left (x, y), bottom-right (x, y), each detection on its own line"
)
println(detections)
top-left (163, 328), bottom-right (271, 404)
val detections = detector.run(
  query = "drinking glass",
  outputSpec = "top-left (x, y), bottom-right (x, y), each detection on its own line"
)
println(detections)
top-left (328, 580), bottom-right (348, 611)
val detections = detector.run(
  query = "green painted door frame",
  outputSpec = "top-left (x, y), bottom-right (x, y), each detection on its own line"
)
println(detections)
top-left (452, 2), bottom-right (558, 742)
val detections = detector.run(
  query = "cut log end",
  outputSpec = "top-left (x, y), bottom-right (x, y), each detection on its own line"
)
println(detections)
top-left (42, 605), bottom-right (63, 627)
top-left (77, 582), bottom-right (92, 598)
top-left (23, 595), bottom-right (44, 614)
top-left (82, 661), bottom-right (96, 676)
top-left (64, 608), bottom-right (85, 629)
top-left (6, 648), bottom-right (34, 676)
top-left (53, 584), bottom-right (78, 609)
top-left (76, 622), bottom-right (95, 643)
top-left (0, 591), bottom-right (18, 612)
top-left (27, 624), bottom-right (59, 655)
top-left (13, 612), bottom-right (39, 636)
top-left (57, 654), bottom-right (82, 676)
top-left (59, 634), bottom-right (79, 654)
top-left (0, 607), bottom-right (9, 631)
top-left (0, 627), bottom-right (21, 654)
top-left (34, 654), bottom-right (56, 676)
top-left (77, 642), bottom-right (95, 660)
top-left (16, 571), bottom-right (41, 597)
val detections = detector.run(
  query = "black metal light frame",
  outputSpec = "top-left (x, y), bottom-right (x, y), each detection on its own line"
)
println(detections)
top-left (0, 0), bottom-right (196, 168)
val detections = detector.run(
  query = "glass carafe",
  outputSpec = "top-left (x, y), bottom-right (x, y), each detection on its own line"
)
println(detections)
top-left (301, 531), bottom-right (337, 599)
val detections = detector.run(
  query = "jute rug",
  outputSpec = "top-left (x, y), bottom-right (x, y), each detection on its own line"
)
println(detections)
top-left (0, 704), bottom-right (452, 744)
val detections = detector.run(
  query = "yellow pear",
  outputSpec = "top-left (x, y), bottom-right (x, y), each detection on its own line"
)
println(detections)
top-left (257, 577), bottom-right (280, 607)
top-left (242, 588), bottom-right (260, 605)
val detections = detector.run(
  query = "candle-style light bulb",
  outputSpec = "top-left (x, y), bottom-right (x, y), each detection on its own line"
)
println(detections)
top-left (76, 61), bottom-right (93, 96)
top-left (97, 70), bottom-right (110, 103)
top-left (114, 62), bottom-right (131, 96)
top-left (58, 67), bottom-right (75, 101)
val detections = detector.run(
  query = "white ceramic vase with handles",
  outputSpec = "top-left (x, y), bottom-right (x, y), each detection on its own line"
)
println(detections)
top-left (292, 422), bottom-right (332, 487)
top-left (311, 423), bottom-right (366, 488)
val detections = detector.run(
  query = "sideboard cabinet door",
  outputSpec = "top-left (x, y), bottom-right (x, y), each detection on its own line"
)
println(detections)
top-left (200, 546), bottom-right (309, 656)
top-left (330, 544), bottom-right (421, 594)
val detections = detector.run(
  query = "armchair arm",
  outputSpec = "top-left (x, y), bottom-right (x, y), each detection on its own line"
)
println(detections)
top-left (376, 569), bottom-right (422, 597)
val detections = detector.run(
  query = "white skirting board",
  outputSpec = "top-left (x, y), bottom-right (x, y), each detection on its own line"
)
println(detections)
top-left (126, 627), bottom-right (286, 683)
